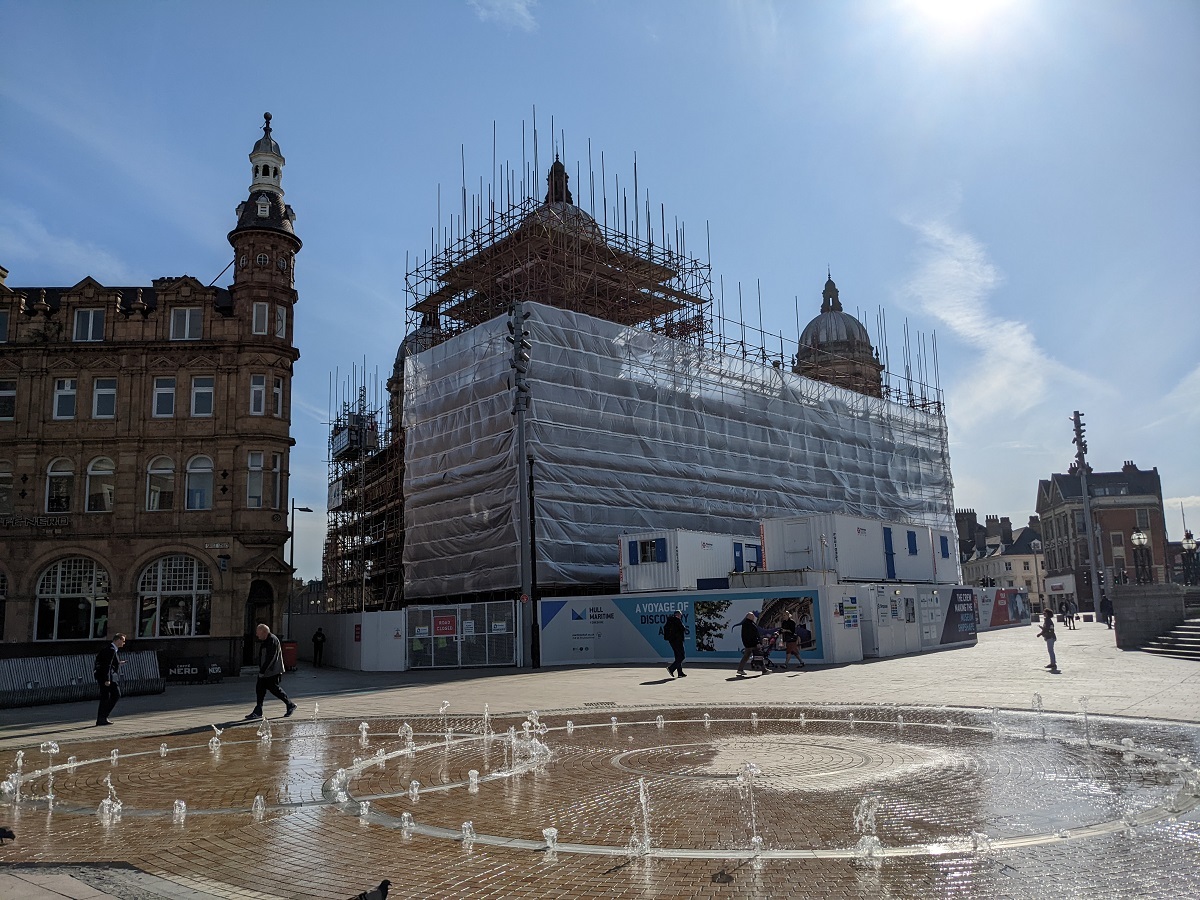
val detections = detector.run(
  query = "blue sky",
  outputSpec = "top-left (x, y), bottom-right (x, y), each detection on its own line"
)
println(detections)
top-left (2, 0), bottom-right (1197, 581)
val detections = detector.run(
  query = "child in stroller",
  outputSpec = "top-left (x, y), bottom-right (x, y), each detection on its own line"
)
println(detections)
top-left (748, 628), bottom-right (780, 672)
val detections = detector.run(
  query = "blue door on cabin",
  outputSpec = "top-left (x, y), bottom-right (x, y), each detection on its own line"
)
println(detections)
top-left (733, 542), bottom-right (745, 572)
top-left (883, 527), bottom-right (897, 580)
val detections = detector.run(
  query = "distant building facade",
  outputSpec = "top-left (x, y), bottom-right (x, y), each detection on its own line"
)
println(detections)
top-left (0, 114), bottom-right (301, 671)
top-left (956, 510), bottom-right (1044, 604)
top-left (1035, 461), bottom-right (1167, 611)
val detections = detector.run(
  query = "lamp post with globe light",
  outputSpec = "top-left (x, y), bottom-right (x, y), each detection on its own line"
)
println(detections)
top-left (1181, 531), bottom-right (1198, 586)
top-left (1131, 528), bottom-right (1154, 585)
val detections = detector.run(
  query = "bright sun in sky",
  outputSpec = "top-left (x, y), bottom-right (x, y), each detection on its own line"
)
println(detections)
top-left (902, 0), bottom-right (1025, 43)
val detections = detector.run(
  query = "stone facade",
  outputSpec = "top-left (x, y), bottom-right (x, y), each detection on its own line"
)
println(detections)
top-left (1110, 584), bottom-right (1185, 650)
top-left (0, 115), bottom-right (300, 673)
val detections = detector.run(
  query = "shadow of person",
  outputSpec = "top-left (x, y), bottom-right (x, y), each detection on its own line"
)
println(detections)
top-left (640, 678), bottom-right (676, 685)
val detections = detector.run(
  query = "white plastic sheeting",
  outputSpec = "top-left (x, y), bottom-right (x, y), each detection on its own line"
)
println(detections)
top-left (403, 302), bottom-right (954, 599)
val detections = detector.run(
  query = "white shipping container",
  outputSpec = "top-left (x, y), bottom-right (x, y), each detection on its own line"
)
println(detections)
top-left (619, 530), bottom-right (762, 593)
top-left (760, 514), bottom-right (887, 582)
top-left (930, 527), bottom-right (960, 584)
top-left (887, 523), bottom-right (936, 583)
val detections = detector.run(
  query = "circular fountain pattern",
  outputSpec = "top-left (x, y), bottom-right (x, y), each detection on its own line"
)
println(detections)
top-left (3, 704), bottom-right (1199, 898)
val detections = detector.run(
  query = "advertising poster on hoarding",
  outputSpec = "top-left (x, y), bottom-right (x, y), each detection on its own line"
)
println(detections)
top-left (538, 590), bottom-right (824, 666)
top-left (940, 588), bottom-right (979, 645)
top-left (991, 589), bottom-right (1031, 627)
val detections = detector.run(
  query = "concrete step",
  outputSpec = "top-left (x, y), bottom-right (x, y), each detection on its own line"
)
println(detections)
top-left (1142, 646), bottom-right (1200, 661)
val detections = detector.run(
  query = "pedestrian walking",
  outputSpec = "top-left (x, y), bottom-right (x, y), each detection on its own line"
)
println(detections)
top-left (736, 610), bottom-right (759, 676)
top-left (312, 627), bottom-right (327, 667)
top-left (245, 624), bottom-right (297, 719)
top-left (780, 611), bottom-right (805, 670)
top-left (1036, 609), bottom-right (1059, 672)
top-left (1100, 595), bottom-right (1114, 630)
top-left (93, 633), bottom-right (126, 726)
top-left (664, 610), bottom-right (687, 677)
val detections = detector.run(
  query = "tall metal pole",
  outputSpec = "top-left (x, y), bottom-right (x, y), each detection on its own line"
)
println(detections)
top-left (1072, 411), bottom-right (1103, 615)
top-left (509, 300), bottom-right (533, 667)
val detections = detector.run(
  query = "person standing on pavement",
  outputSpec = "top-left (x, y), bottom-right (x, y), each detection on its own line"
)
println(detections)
top-left (780, 611), bottom-right (804, 670)
top-left (736, 610), bottom-right (760, 676)
top-left (311, 627), bottom-right (327, 668)
top-left (1100, 595), bottom-right (1114, 630)
top-left (1036, 609), bottom-right (1059, 672)
top-left (664, 610), bottom-right (687, 677)
top-left (93, 633), bottom-right (126, 726)
top-left (246, 624), bottom-right (297, 720)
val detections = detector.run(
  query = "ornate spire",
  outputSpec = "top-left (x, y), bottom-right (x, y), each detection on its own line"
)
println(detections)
top-left (821, 273), bottom-right (843, 313)
top-left (544, 156), bottom-right (573, 205)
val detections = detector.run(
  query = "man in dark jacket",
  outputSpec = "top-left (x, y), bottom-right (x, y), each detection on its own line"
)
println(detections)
top-left (245, 624), bottom-right (297, 719)
top-left (664, 610), bottom-right (687, 677)
top-left (736, 611), bottom-right (759, 676)
top-left (311, 627), bottom-right (327, 667)
top-left (94, 633), bottom-right (126, 726)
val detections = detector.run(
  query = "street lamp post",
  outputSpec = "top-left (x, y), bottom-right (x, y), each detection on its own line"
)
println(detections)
top-left (1181, 531), bottom-right (1198, 586)
top-left (1131, 528), bottom-right (1153, 585)
top-left (288, 500), bottom-right (314, 634)
top-left (1030, 539), bottom-right (1044, 613)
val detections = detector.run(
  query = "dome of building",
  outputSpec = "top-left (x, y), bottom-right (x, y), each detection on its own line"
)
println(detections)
top-left (394, 313), bottom-right (443, 376)
top-left (518, 157), bottom-right (606, 244)
top-left (793, 275), bottom-right (884, 398)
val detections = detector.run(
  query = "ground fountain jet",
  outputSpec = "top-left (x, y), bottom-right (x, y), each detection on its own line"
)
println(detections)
top-left (852, 793), bottom-right (883, 862)
top-left (626, 777), bottom-right (652, 858)
top-left (736, 762), bottom-right (763, 853)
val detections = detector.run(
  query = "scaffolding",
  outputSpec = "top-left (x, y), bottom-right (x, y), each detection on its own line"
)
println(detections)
top-left (325, 130), bottom-right (953, 607)
top-left (323, 378), bottom-right (402, 613)
top-left (404, 172), bottom-right (712, 346)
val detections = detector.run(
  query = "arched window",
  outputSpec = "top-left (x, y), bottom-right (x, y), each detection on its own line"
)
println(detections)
top-left (0, 459), bottom-right (12, 515)
top-left (86, 457), bottom-right (116, 512)
top-left (35, 557), bottom-right (110, 641)
top-left (253, 165), bottom-right (260, 177)
top-left (146, 456), bottom-right (175, 511)
top-left (46, 458), bottom-right (74, 513)
top-left (256, 253), bottom-right (269, 267)
top-left (138, 554), bottom-right (212, 637)
top-left (185, 455), bottom-right (213, 510)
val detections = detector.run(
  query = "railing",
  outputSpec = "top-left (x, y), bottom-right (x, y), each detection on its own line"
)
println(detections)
top-left (0, 650), bottom-right (164, 708)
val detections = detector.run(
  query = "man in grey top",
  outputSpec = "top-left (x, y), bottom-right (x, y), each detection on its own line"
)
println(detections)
top-left (245, 624), bottom-right (297, 719)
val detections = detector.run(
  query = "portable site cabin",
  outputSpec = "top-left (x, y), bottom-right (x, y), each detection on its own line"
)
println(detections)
top-left (620, 529), bottom-right (763, 593)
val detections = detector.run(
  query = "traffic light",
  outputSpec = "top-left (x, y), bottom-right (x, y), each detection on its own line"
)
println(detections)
top-left (1071, 411), bottom-right (1088, 457)
top-left (1082, 569), bottom-right (1091, 587)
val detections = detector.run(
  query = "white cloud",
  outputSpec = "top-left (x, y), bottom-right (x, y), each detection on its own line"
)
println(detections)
top-left (468, 0), bottom-right (537, 32)
top-left (0, 203), bottom-right (138, 284)
top-left (1147, 363), bottom-right (1200, 431)
top-left (899, 215), bottom-right (1091, 430)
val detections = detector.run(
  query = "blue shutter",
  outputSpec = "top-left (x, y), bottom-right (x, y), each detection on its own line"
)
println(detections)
top-left (733, 542), bottom-right (744, 572)
top-left (628, 541), bottom-right (639, 565)
top-left (655, 538), bottom-right (667, 563)
top-left (907, 530), bottom-right (918, 555)
top-left (940, 535), bottom-right (950, 559)
top-left (883, 527), bottom-right (897, 579)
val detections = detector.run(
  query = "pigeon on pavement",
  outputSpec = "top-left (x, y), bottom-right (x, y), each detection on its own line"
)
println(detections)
top-left (349, 880), bottom-right (389, 900)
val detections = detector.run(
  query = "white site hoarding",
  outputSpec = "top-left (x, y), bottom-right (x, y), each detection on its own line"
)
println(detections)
top-left (538, 582), bottom-right (977, 668)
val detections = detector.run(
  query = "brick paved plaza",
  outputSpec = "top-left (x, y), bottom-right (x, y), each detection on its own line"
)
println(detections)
top-left (2, 624), bottom-right (1199, 899)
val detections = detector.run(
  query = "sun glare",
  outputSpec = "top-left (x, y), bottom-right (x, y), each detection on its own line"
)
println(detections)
top-left (901, 0), bottom-right (1023, 43)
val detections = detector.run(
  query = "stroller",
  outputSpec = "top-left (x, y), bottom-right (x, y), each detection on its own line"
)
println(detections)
top-left (748, 630), bottom-right (780, 673)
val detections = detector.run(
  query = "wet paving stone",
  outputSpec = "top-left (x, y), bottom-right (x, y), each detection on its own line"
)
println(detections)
top-left (2, 703), bottom-right (1199, 898)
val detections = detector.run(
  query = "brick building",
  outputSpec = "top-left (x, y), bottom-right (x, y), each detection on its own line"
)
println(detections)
top-left (1035, 461), bottom-right (1167, 612)
top-left (0, 114), bottom-right (301, 672)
